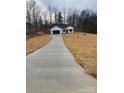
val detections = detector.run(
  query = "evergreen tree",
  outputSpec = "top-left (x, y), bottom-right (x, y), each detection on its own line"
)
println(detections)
top-left (55, 13), bottom-right (58, 24)
top-left (58, 12), bottom-right (63, 24)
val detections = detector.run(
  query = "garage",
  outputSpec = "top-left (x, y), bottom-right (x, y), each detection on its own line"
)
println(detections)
top-left (50, 26), bottom-right (62, 35)
top-left (53, 30), bottom-right (60, 34)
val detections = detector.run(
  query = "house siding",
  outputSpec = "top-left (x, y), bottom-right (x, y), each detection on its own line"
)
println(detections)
top-left (50, 25), bottom-right (74, 35)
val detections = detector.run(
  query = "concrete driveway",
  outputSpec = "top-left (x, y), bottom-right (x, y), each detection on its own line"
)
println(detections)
top-left (26, 35), bottom-right (96, 93)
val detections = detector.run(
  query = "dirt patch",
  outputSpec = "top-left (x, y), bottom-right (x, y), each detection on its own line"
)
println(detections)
top-left (26, 34), bottom-right (52, 55)
top-left (63, 32), bottom-right (97, 78)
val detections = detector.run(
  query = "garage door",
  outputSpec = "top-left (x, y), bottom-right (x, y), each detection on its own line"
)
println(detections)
top-left (53, 30), bottom-right (60, 34)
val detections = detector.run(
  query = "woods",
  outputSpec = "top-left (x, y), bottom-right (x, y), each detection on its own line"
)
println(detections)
top-left (67, 9), bottom-right (97, 34)
top-left (26, 0), bottom-right (42, 35)
top-left (26, 0), bottom-right (97, 35)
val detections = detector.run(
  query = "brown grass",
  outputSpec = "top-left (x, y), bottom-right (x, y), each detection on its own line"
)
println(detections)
top-left (26, 34), bottom-right (52, 55)
top-left (63, 32), bottom-right (97, 78)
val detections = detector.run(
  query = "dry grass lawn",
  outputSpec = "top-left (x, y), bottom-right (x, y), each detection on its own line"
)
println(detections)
top-left (26, 34), bottom-right (52, 55)
top-left (63, 32), bottom-right (97, 78)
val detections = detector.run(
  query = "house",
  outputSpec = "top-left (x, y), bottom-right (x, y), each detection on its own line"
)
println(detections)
top-left (50, 24), bottom-right (74, 35)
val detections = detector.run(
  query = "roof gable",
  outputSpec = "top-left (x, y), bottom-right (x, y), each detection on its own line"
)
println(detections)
top-left (66, 26), bottom-right (74, 29)
top-left (51, 24), bottom-right (73, 29)
top-left (51, 26), bottom-right (62, 30)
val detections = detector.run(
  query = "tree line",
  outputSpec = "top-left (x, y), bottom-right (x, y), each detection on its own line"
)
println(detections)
top-left (67, 9), bottom-right (97, 34)
top-left (26, 0), bottom-right (97, 34)
top-left (26, 0), bottom-right (42, 34)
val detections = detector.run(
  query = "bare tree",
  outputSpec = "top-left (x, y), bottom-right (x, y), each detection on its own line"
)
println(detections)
top-left (26, 0), bottom-right (37, 33)
top-left (67, 7), bottom-right (73, 17)
top-left (26, 0), bottom-right (35, 23)
top-left (66, 8), bottom-right (80, 27)
top-left (62, 7), bottom-right (66, 24)
top-left (43, 11), bottom-right (48, 26)
top-left (38, 15), bottom-right (43, 28)
top-left (53, 7), bottom-right (58, 24)
top-left (67, 9), bottom-right (97, 33)
top-left (32, 3), bottom-right (41, 29)
top-left (72, 9), bottom-right (79, 26)
top-left (48, 6), bottom-right (54, 25)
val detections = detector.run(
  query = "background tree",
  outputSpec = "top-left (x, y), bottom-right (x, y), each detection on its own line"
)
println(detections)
top-left (67, 9), bottom-right (97, 34)
top-left (58, 12), bottom-right (63, 24)
top-left (67, 8), bottom-right (79, 27)
top-left (38, 16), bottom-right (43, 28)
top-left (32, 4), bottom-right (41, 29)
top-left (26, 0), bottom-right (36, 33)
top-left (26, 0), bottom-right (43, 35)
top-left (48, 6), bottom-right (54, 25)
top-left (43, 11), bottom-right (48, 27)
top-left (26, 0), bottom-right (34, 23)
top-left (62, 7), bottom-right (66, 24)
top-left (53, 7), bottom-right (58, 24)
top-left (79, 9), bottom-right (97, 33)
top-left (66, 8), bottom-right (74, 25)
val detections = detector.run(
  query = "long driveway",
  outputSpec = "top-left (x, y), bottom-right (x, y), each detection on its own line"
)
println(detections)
top-left (27, 35), bottom-right (96, 93)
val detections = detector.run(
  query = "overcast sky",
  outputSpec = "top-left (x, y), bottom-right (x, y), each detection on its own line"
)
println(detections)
top-left (36, 0), bottom-right (97, 12)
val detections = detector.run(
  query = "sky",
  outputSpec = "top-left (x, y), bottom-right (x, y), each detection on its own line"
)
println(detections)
top-left (36, 0), bottom-right (97, 12)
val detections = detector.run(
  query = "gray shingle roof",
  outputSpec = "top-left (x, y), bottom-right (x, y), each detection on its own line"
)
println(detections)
top-left (51, 24), bottom-right (71, 29)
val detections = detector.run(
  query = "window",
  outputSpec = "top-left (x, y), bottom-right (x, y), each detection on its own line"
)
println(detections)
top-left (70, 29), bottom-right (72, 32)
top-left (63, 30), bottom-right (65, 32)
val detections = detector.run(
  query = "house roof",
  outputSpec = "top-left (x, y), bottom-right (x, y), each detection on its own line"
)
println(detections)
top-left (51, 26), bottom-right (62, 30)
top-left (51, 24), bottom-right (73, 29)
top-left (66, 26), bottom-right (74, 29)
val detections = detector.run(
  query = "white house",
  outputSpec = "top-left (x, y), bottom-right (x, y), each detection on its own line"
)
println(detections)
top-left (65, 26), bottom-right (74, 33)
top-left (50, 24), bottom-right (74, 35)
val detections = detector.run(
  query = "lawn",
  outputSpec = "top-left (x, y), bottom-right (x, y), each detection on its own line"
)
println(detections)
top-left (63, 32), bottom-right (97, 78)
top-left (26, 34), bottom-right (52, 55)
